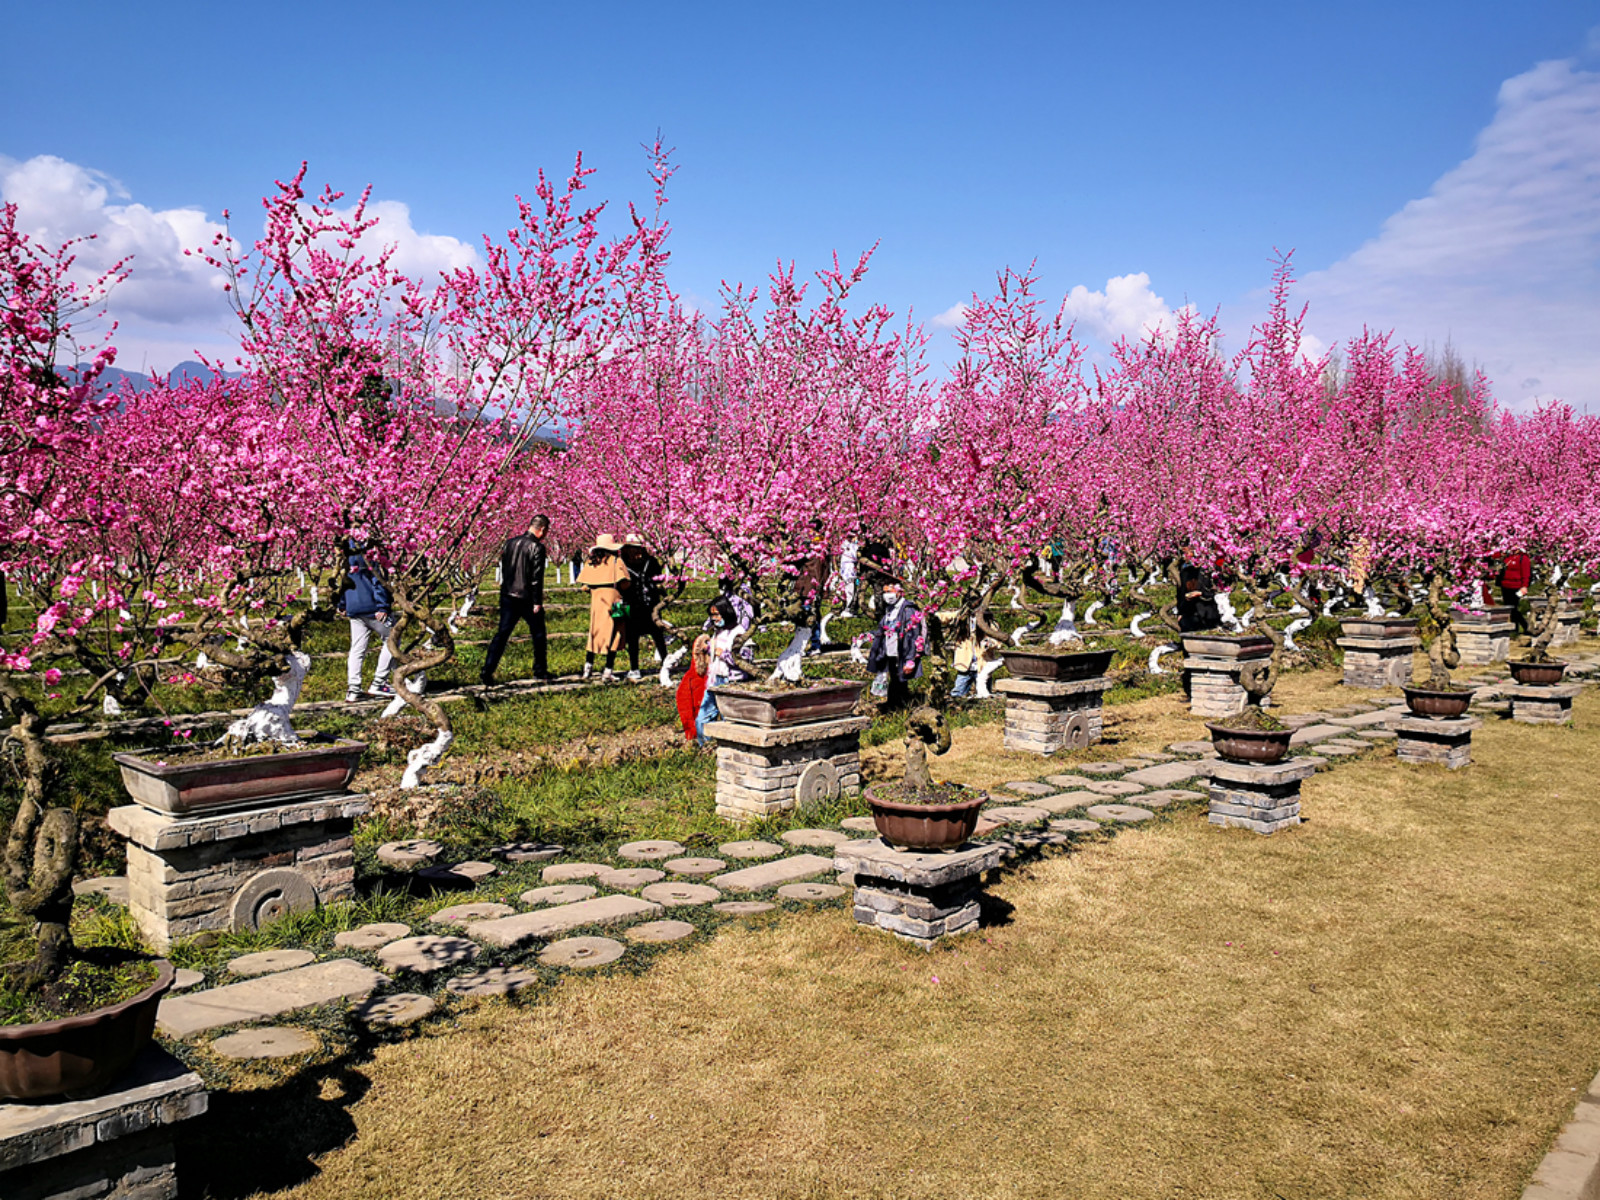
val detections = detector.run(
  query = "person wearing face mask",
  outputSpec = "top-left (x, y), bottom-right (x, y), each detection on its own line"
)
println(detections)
top-left (695, 596), bottom-right (748, 744)
top-left (865, 580), bottom-right (926, 707)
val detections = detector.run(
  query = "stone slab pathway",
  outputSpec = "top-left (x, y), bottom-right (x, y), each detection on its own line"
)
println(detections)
top-left (464, 895), bottom-right (661, 948)
top-left (711, 854), bottom-right (834, 893)
top-left (158, 959), bottom-right (388, 1038)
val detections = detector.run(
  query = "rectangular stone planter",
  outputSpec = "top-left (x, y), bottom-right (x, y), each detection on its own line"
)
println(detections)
top-left (703, 716), bottom-right (868, 823)
top-left (1207, 757), bottom-right (1315, 834)
top-left (1452, 608), bottom-right (1513, 666)
top-left (707, 680), bottom-right (863, 728)
top-left (1337, 617), bottom-right (1418, 689)
top-left (834, 837), bottom-right (1003, 948)
top-left (1396, 715), bottom-right (1480, 768)
top-left (1508, 683), bottom-right (1580, 725)
top-left (0, 1047), bottom-right (206, 1200)
top-left (993, 675), bottom-right (1110, 754)
top-left (107, 793), bottom-right (368, 951)
top-left (113, 739), bottom-right (365, 816)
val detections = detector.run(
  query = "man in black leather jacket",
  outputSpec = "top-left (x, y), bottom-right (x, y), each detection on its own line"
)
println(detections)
top-left (481, 515), bottom-right (551, 685)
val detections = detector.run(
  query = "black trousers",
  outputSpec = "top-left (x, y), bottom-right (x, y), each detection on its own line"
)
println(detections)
top-left (1502, 587), bottom-right (1528, 636)
top-left (483, 596), bottom-right (547, 678)
top-left (626, 620), bottom-right (669, 671)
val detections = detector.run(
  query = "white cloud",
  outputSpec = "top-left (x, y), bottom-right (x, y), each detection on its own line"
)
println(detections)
top-left (0, 154), bottom-right (480, 371)
top-left (930, 302), bottom-right (968, 329)
top-left (1297, 55), bottom-right (1600, 410)
top-left (1062, 272), bottom-right (1191, 345)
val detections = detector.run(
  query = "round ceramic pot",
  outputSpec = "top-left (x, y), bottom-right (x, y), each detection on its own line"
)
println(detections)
top-left (865, 786), bottom-right (986, 852)
top-left (0, 959), bottom-right (174, 1101)
top-left (1508, 660), bottom-right (1566, 686)
top-left (1204, 722), bottom-right (1292, 764)
top-left (1402, 686), bottom-right (1472, 718)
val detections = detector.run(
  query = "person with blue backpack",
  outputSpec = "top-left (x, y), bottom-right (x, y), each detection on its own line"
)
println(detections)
top-left (337, 539), bottom-right (396, 703)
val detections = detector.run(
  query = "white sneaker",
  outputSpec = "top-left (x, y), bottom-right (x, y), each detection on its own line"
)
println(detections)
top-left (344, 689), bottom-right (361, 703)
top-left (627, 670), bottom-right (642, 682)
top-left (601, 668), bottom-right (616, 683)
top-left (582, 663), bottom-right (593, 679)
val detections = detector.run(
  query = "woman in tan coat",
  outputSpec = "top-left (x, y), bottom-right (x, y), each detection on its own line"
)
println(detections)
top-left (577, 534), bottom-right (630, 682)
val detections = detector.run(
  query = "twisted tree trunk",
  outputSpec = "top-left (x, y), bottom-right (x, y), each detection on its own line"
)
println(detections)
top-left (1, 680), bottom-right (76, 990)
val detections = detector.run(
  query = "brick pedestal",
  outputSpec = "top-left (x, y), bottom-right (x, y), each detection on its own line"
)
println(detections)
top-left (1207, 757), bottom-right (1314, 834)
top-left (994, 675), bottom-right (1109, 754)
top-left (1181, 634), bottom-right (1274, 719)
top-left (704, 716), bottom-right (868, 823)
top-left (1530, 599), bottom-right (1583, 648)
top-left (1453, 608), bottom-right (1513, 666)
top-left (834, 837), bottom-right (1003, 948)
top-left (107, 794), bottom-right (368, 951)
top-left (1508, 683), bottom-right (1580, 725)
top-left (1337, 617), bottom-right (1418, 688)
top-left (0, 1048), bottom-right (206, 1200)
top-left (1396, 715), bottom-right (1480, 768)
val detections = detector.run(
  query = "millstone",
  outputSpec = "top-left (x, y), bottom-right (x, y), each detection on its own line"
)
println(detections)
top-left (72, 876), bottom-right (128, 905)
top-left (212, 1026), bottom-right (320, 1060)
top-left (1139, 790), bottom-right (1198, 809)
top-left (839, 817), bottom-right (879, 833)
top-left (377, 839), bottom-right (444, 868)
top-left (537, 936), bottom-right (625, 968)
top-left (795, 759), bottom-right (841, 806)
top-left (776, 882), bottom-right (845, 901)
top-left (640, 882), bottom-right (720, 906)
top-left (1044, 774), bottom-right (1093, 788)
top-left (227, 949), bottom-right (316, 978)
top-left (173, 968), bottom-right (205, 991)
top-left (541, 862), bottom-right (612, 883)
top-left (617, 840), bottom-right (686, 862)
top-left (354, 992), bottom-right (436, 1028)
top-left (625, 920), bottom-right (696, 944)
top-left (982, 806), bottom-right (1048, 825)
top-left (717, 840), bottom-right (784, 860)
top-left (1079, 763), bottom-right (1128, 776)
top-left (1085, 804), bottom-right (1155, 823)
top-left (1085, 779), bottom-right (1147, 796)
top-left (1049, 818), bottom-right (1103, 834)
top-left (713, 901), bottom-right (776, 916)
top-left (492, 842), bottom-right (565, 864)
top-left (377, 934), bottom-right (478, 974)
top-left (418, 861), bottom-right (497, 887)
top-left (1004, 780), bottom-right (1056, 796)
top-left (595, 867), bottom-right (666, 890)
top-left (520, 884), bottom-right (597, 906)
top-left (445, 967), bottom-right (537, 998)
top-left (430, 902), bottom-right (514, 925)
top-left (230, 868), bottom-right (317, 932)
top-left (663, 857), bottom-right (725, 876)
top-left (780, 829), bottom-right (849, 848)
top-left (333, 922), bottom-right (411, 950)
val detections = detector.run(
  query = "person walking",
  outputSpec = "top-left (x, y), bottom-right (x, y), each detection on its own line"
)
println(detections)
top-left (1496, 549), bottom-right (1533, 636)
top-left (621, 534), bottom-right (669, 682)
top-left (865, 579), bottom-right (926, 709)
top-left (337, 540), bottom-right (396, 704)
top-left (578, 533), bottom-right (630, 681)
top-left (480, 515), bottom-right (552, 687)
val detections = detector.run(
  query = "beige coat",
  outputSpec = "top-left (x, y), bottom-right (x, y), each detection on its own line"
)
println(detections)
top-left (577, 555), bottom-right (629, 653)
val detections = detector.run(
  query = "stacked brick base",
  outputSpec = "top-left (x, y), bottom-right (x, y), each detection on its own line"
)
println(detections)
top-left (1453, 608), bottom-right (1513, 666)
top-left (834, 838), bottom-right (1003, 948)
top-left (107, 794), bottom-right (367, 952)
top-left (1396, 715), bottom-right (1479, 768)
top-left (1207, 758), bottom-right (1314, 834)
top-left (994, 676), bottom-right (1108, 754)
top-left (1337, 618), bottom-right (1419, 688)
top-left (704, 716), bottom-right (868, 823)
top-left (1508, 683), bottom-right (1579, 725)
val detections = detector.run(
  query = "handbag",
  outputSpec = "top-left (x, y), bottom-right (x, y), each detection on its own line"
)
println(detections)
top-left (610, 599), bottom-right (629, 622)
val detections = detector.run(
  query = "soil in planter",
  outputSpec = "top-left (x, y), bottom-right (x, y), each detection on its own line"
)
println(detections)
top-left (872, 781), bottom-right (979, 807)
top-left (0, 952), bottom-right (159, 1026)
top-left (1413, 681), bottom-right (1474, 693)
top-left (135, 733), bottom-right (337, 765)
top-left (1210, 707), bottom-right (1288, 733)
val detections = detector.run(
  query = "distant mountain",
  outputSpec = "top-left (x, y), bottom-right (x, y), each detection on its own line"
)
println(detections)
top-left (87, 361), bottom-right (240, 392)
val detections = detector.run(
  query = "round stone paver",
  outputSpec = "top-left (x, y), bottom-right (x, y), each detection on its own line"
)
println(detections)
top-left (446, 967), bottom-right (537, 998)
top-left (780, 828), bottom-right (850, 848)
top-left (982, 805), bottom-right (1049, 826)
top-left (227, 949), bottom-right (315, 978)
top-left (333, 922), bottom-right (412, 951)
top-left (713, 901), bottom-right (776, 916)
top-left (595, 867), bottom-right (666, 890)
top-left (617, 840), bottom-right (685, 862)
top-left (718, 840), bottom-right (784, 860)
top-left (640, 882), bottom-right (721, 906)
top-left (663, 857), bottom-right (726, 876)
top-left (776, 882), bottom-right (845, 902)
top-left (1049, 818), bottom-right (1103, 834)
top-left (354, 992), bottom-right (436, 1028)
top-left (1085, 803), bottom-right (1155, 823)
top-left (839, 816), bottom-right (879, 833)
top-left (377, 934), bottom-right (478, 974)
top-left (430, 902), bottom-right (514, 926)
top-left (492, 842), bottom-right (565, 864)
top-left (1079, 762), bottom-right (1129, 776)
top-left (417, 861), bottom-right (497, 887)
top-left (521, 884), bottom-right (598, 906)
top-left (1085, 779), bottom-right (1147, 797)
top-left (538, 936), bottom-right (625, 969)
top-left (1167, 740), bottom-right (1215, 756)
top-left (625, 920), bottom-right (696, 944)
top-left (541, 862), bottom-right (612, 883)
top-left (377, 839), bottom-right (444, 868)
top-left (212, 1027), bottom-right (320, 1060)
top-left (72, 876), bottom-right (128, 905)
top-left (1043, 774), bottom-right (1092, 789)
top-left (173, 968), bottom-right (205, 991)
top-left (1003, 780), bottom-right (1057, 796)
top-left (1140, 790), bottom-right (1199, 809)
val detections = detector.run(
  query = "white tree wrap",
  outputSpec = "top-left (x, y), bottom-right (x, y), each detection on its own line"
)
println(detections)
top-left (224, 648), bottom-right (310, 745)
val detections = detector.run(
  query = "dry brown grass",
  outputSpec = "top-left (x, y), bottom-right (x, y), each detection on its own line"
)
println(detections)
top-left (269, 678), bottom-right (1600, 1200)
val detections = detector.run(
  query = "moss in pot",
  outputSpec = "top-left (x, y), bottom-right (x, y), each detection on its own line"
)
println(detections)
top-left (1205, 703), bottom-right (1293, 764)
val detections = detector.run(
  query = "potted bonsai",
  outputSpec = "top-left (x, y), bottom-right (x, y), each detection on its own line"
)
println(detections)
top-left (1510, 576), bottom-right (1569, 686)
top-left (1402, 572), bottom-right (1473, 718)
top-left (994, 554), bottom-right (1115, 682)
top-left (864, 672), bottom-right (986, 851)
top-left (0, 681), bottom-right (173, 1100)
top-left (1204, 658), bottom-right (1292, 764)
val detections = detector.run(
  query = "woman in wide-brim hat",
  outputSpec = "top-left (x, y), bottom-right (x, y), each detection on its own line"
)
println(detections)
top-left (577, 534), bottom-right (630, 681)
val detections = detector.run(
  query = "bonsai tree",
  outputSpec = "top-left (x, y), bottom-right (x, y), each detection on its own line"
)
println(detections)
top-left (1, 681), bottom-right (74, 990)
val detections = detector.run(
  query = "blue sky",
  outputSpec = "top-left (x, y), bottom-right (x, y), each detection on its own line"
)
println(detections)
top-left (3, 1), bottom-right (1598, 405)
